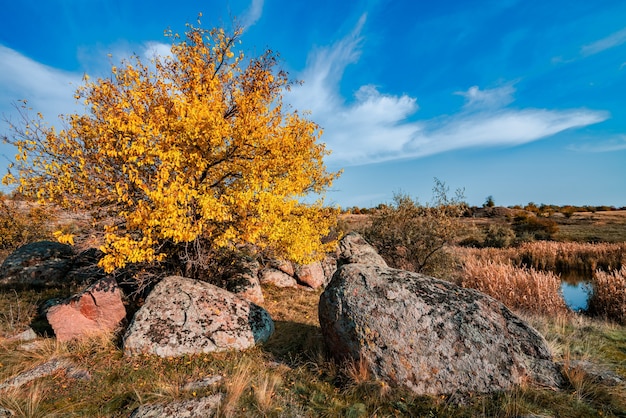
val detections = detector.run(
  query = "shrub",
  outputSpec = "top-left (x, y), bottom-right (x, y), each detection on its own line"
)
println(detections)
top-left (482, 224), bottom-right (516, 248)
top-left (0, 195), bottom-right (54, 253)
top-left (361, 179), bottom-right (466, 277)
top-left (512, 213), bottom-right (559, 241)
top-left (3, 21), bottom-right (339, 274)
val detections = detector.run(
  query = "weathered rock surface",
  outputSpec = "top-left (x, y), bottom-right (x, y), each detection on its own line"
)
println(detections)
top-left (0, 241), bottom-right (74, 287)
top-left (295, 261), bottom-right (326, 289)
top-left (220, 258), bottom-right (264, 305)
top-left (0, 357), bottom-right (90, 392)
top-left (130, 394), bottom-right (223, 418)
top-left (259, 267), bottom-right (298, 288)
top-left (123, 276), bottom-right (274, 357)
top-left (268, 259), bottom-right (295, 277)
top-left (319, 263), bottom-right (564, 395)
top-left (46, 276), bottom-right (126, 342)
top-left (337, 232), bottom-right (387, 268)
top-left (320, 254), bottom-right (338, 286)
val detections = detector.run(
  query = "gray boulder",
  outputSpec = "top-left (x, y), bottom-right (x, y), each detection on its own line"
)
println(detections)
top-left (124, 276), bottom-right (274, 357)
top-left (319, 263), bottom-right (563, 395)
top-left (337, 232), bottom-right (387, 268)
top-left (0, 241), bottom-right (74, 287)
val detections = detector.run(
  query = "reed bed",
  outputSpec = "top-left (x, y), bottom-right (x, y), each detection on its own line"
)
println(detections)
top-left (587, 267), bottom-right (626, 324)
top-left (460, 257), bottom-right (570, 315)
top-left (459, 241), bottom-right (626, 274)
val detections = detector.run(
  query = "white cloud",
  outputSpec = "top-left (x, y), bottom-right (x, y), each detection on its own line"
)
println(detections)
top-left (286, 19), bottom-right (610, 166)
top-left (0, 44), bottom-right (83, 125)
top-left (241, 0), bottom-right (264, 30)
top-left (455, 85), bottom-right (516, 110)
top-left (581, 27), bottom-right (626, 56)
top-left (143, 42), bottom-right (172, 61)
top-left (568, 135), bottom-right (626, 153)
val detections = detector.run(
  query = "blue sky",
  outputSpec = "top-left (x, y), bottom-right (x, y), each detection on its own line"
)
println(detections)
top-left (1, 0), bottom-right (625, 208)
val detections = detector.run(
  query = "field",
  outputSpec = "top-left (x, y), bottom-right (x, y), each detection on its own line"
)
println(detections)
top-left (0, 205), bottom-right (625, 416)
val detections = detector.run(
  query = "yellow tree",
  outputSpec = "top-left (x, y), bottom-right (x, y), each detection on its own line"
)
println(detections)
top-left (3, 22), bottom-right (340, 273)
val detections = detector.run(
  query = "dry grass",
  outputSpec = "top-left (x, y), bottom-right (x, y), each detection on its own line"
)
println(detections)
top-left (460, 257), bottom-right (570, 315)
top-left (588, 267), bottom-right (626, 324)
top-left (460, 241), bottom-right (626, 274)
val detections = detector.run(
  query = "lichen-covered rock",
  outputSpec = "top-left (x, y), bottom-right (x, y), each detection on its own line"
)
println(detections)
top-left (259, 267), bottom-right (298, 288)
top-left (320, 254), bottom-right (338, 286)
top-left (319, 264), bottom-right (563, 395)
top-left (130, 394), bottom-right (223, 418)
top-left (123, 276), bottom-right (274, 357)
top-left (295, 261), bottom-right (326, 289)
top-left (46, 276), bottom-right (126, 342)
top-left (337, 232), bottom-right (387, 268)
top-left (0, 241), bottom-right (74, 287)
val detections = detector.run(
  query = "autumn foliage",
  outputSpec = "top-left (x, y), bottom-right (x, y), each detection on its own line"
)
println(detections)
top-left (3, 22), bottom-right (339, 272)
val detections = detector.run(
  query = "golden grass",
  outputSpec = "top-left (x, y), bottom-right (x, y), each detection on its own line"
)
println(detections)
top-left (588, 267), bottom-right (626, 324)
top-left (462, 241), bottom-right (626, 273)
top-left (460, 257), bottom-right (570, 316)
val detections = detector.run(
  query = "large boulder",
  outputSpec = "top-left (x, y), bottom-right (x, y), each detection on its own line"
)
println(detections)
top-left (123, 276), bottom-right (274, 357)
top-left (0, 241), bottom-right (74, 287)
top-left (46, 276), bottom-right (126, 342)
top-left (337, 232), bottom-right (387, 268)
top-left (319, 264), bottom-right (563, 395)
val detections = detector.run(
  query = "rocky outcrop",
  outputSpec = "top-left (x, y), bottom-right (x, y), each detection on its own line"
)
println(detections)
top-left (0, 241), bottom-right (74, 287)
top-left (319, 263), bottom-right (563, 395)
top-left (123, 276), bottom-right (274, 357)
top-left (337, 232), bottom-right (387, 268)
top-left (46, 276), bottom-right (126, 342)
top-left (130, 394), bottom-right (223, 418)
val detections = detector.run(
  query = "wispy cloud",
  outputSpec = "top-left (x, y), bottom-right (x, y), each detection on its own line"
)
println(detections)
top-left (241, 0), bottom-right (264, 30)
top-left (287, 19), bottom-right (610, 166)
top-left (455, 84), bottom-right (516, 110)
top-left (568, 135), bottom-right (626, 153)
top-left (581, 27), bottom-right (626, 56)
top-left (0, 44), bottom-right (82, 124)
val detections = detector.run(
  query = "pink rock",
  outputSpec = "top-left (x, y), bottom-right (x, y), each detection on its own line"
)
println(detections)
top-left (259, 268), bottom-right (298, 288)
top-left (47, 277), bottom-right (126, 342)
top-left (269, 259), bottom-right (295, 277)
top-left (295, 262), bottom-right (325, 289)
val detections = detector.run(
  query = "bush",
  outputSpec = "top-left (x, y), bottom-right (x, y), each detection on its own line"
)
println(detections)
top-left (361, 179), bottom-right (466, 277)
top-left (0, 195), bottom-right (54, 253)
top-left (482, 224), bottom-right (516, 248)
top-left (3, 22), bottom-right (339, 274)
top-left (513, 213), bottom-right (559, 241)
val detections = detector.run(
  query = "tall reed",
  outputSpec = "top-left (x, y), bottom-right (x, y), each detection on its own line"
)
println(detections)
top-left (587, 267), bottom-right (626, 324)
top-left (460, 257), bottom-right (570, 315)
top-left (459, 241), bottom-right (626, 274)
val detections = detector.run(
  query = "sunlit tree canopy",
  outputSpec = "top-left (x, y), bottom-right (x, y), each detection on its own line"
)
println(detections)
top-left (3, 21), bottom-right (340, 272)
